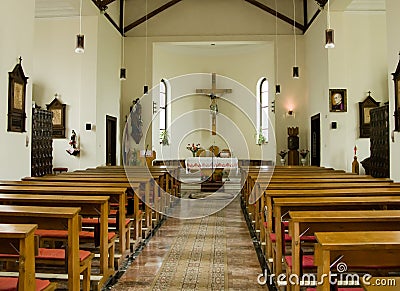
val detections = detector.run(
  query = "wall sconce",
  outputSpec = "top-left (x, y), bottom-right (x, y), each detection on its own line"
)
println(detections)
top-left (286, 110), bottom-right (296, 118)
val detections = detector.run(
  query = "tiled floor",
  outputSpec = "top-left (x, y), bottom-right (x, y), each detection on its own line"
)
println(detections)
top-left (109, 196), bottom-right (266, 290)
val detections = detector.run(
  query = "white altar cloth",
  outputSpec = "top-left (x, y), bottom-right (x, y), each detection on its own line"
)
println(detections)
top-left (185, 157), bottom-right (239, 171)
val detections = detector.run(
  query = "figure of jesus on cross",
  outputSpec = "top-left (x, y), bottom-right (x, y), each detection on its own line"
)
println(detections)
top-left (196, 73), bottom-right (232, 135)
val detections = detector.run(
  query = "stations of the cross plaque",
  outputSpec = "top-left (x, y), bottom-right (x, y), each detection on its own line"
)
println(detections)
top-left (196, 73), bottom-right (232, 135)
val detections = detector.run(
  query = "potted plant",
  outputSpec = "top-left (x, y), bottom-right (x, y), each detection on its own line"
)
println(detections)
top-left (299, 149), bottom-right (309, 166)
top-left (278, 150), bottom-right (288, 165)
top-left (160, 130), bottom-right (169, 146)
top-left (256, 131), bottom-right (267, 145)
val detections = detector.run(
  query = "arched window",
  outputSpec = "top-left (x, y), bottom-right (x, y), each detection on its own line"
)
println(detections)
top-left (256, 77), bottom-right (269, 144)
top-left (159, 79), bottom-right (170, 143)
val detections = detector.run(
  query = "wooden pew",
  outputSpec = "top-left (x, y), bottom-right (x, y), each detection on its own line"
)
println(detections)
top-left (254, 182), bottom-right (400, 254)
top-left (0, 185), bottom-right (130, 257)
top-left (287, 210), bottom-right (400, 291)
top-left (272, 196), bottom-right (400, 281)
top-left (261, 187), bottom-right (400, 260)
top-left (0, 180), bottom-right (142, 249)
top-left (0, 205), bottom-right (81, 290)
top-left (22, 175), bottom-right (157, 235)
top-left (0, 223), bottom-right (57, 291)
top-left (0, 193), bottom-right (111, 288)
top-left (314, 231), bottom-right (400, 291)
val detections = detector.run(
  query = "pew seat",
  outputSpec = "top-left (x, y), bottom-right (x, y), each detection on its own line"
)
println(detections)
top-left (34, 229), bottom-right (116, 270)
top-left (82, 217), bottom-right (133, 250)
top-left (285, 254), bottom-right (314, 268)
top-left (307, 289), bottom-right (364, 291)
top-left (0, 248), bottom-right (93, 290)
top-left (0, 277), bottom-right (56, 291)
top-left (269, 233), bottom-right (316, 242)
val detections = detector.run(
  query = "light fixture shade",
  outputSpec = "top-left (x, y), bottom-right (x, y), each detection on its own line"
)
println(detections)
top-left (275, 84), bottom-right (281, 95)
top-left (325, 29), bottom-right (335, 48)
top-left (120, 68), bottom-right (126, 80)
top-left (293, 66), bottom-right (299, 79)
top-left (144, 85), bottom-right (149, 95)
top-left (75, 34), bottom-right (85, 53)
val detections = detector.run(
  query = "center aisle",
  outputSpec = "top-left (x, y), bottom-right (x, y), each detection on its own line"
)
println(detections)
top-left (110, 196), bottom-right (265, 290)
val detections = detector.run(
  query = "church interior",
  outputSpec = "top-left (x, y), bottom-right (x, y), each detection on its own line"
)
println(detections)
top-left (2, 0), bottom-right (400, 290)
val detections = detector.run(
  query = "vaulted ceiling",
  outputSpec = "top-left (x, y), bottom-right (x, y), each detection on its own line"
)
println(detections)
top-left (35, 0), bottom-right (385, 37)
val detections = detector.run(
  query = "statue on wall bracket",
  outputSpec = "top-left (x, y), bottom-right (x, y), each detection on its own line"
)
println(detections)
top-left (130, 98), bottom-right (143, 144)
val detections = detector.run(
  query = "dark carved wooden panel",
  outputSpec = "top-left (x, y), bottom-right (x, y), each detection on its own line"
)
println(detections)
top-left (31, 108), bottom-right (53, 177)
top-left (368, 104), bottom-right (389, 178)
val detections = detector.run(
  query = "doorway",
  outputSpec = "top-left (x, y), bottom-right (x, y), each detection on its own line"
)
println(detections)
top-left (310, 113), bottom-right (321, 166)
top-left (106, 115), bottom-right (117, 166)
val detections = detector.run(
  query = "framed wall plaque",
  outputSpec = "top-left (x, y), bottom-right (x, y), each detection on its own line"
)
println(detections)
top-left (7, 58), bottom-right (28, 132)
top-left (392, 55), bottom-right (400, 131)
top-left (329, 88), bottom-right (347, 112)
top-left (46, 97), bottom-right (66, 138)
top-left (359, 92), bottom-right (380, 138)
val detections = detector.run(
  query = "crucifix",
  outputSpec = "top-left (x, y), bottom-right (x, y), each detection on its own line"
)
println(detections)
top-left (196, 73), bottom-right (232, 135)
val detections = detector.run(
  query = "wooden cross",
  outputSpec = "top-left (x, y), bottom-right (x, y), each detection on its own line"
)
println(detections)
top-left (196, 73), bottom-right (232, 135)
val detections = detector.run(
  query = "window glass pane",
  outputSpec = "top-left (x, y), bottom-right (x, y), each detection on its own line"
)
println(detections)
top-left (159, 109), bottom-right (165, 130)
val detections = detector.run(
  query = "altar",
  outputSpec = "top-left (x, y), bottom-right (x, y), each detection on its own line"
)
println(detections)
top-left (185, 157), bottom-right (239, 172)
top-left (185, 157), bottom-right (239, 192)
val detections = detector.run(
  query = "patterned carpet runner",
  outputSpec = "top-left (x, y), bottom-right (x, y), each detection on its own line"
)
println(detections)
top-left (151, 205), bottom-right (228, 290)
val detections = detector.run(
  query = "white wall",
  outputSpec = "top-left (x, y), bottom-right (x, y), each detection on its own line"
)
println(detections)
top-left (95, 16), bottom-right (122, 166)
top-left (386, 0), bottom-right (400, 181)
top-left (123, 35), bottom-right (308, 164)
top-left (33, 13), bottom-right (121, 170)
top-left (0, 0), bottom-right (35, 179)
top-left (305, 8), bottom-right (387, 173)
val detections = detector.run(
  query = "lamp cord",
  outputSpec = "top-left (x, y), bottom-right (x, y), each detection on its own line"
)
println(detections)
top-left (122, 0), bottom-right (125, 66)
top-left (327, 0), bottom-right (331, 29)
top-left (275, 0), bottom-right (278, 84)
top-left (293, 0), bottom-right (297, 67)
top-left (79, 0), bottom-right (82, 34)
top-left (145, 0), bottom-right (148, 85)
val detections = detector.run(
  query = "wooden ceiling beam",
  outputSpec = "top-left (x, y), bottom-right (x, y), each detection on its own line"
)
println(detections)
top-left (244, 0), bottom-right (305, 33)
top-left (304, 7), bottom-right (321, 32)
top-left (124, 0), bottom-right (183, 33)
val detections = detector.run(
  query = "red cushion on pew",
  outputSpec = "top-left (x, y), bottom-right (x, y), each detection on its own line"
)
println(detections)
top-left (38, 248), bottom-right (92, 262)
top-left (307, 289), bottom-right (364, 291)
top-left (262, 221), bottom-right (289, 229)
top-left (269, 233), bottom-right (316, 242)
top-left (82, 217), bottom-right (131, 226)
top-left (79, 231), bottom-right (116, 241)
top-left (0, 248), bottom-right (91, 262)
top-left (110, 210), bottom-right (118, 216)
top-left (35, 229), bottom-right (116, 241)
top-left (0, 277), bottom-right (51, 291)
top-left (270, 233), bottom-right (292, 242)
top-left (285, 255), bottom-right (315, 268)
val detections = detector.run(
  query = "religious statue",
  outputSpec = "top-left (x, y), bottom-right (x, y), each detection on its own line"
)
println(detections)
top-left (69, 130), bottom-right (77, 149)
top-left (196, 73), bottom-right (232, 135)
top-left (287, 127), bottom-right (299, 165)
top-left (130, 98), bottom-right (143, 144)
top-left (66, 129), bottom-right (80, 156)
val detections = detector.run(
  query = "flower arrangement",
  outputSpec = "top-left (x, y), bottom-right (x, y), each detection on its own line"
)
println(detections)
top-left (300, 149), bottom-right (310, 159)
top-left (160, 130), bottom-right (169, 146)
top-left (278, 150), bottom-right (288, 159)
top-left (187, 143), bottom-right (201, 157)
top-left (256, 132), bottom-right (267, 145)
